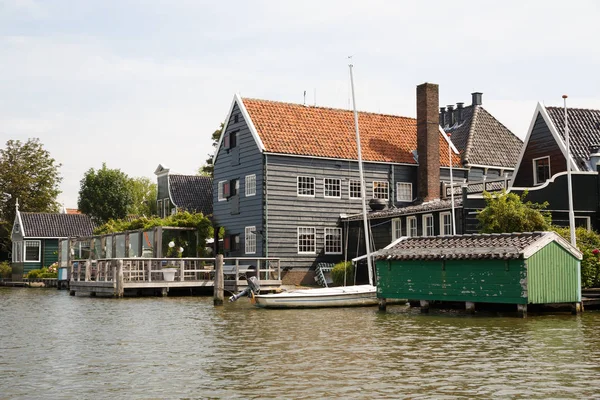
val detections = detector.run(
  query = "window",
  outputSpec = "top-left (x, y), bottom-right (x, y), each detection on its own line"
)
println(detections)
top-left (157, 199), bottom-right (163, 217)
top-left (373, 181), bottom-right (389, 200)
top-left (396, 182), bottom-right (412, 202)
top-left (224, 234), bottom-right (240, 252)
top-left (324, 178), bottom-right (341, 198)
top-left (224, 130), bottom-right (238, 149)
top-left (407, 217), bottom-right (417, 237)
top-left (230, 179), bottom-right (239, 197)
top-left (234, 114), bottom-right (239, 124)
top-left (163, 198), bottom-right (171, 217)
top-left (245, 226), bottom-right (256, 254)
top-left (440, 212), bottom-right (453, 236)
top-left (24, 240), bottom-right (41, 262)
top-left (297, 176), bottom-right (315, 197)
top-left (422, 214), bottom-right (434, 237)
top-left (533, 156), bottom-right (551, 185)
top-left (324, 228), bottom-right (342, 254)
top-left (218, 181), bottom-right (226, 201)
top-left (12, 241), bottom-right (22, 262)
top-left (392, 218), bottom-right (402, 241)
top-left (297, 227), bottom-right (316, 254)
top-left (245, 174), bottom-right (256, 197)
top-left (349, 179), bottom-right (362, 199)
top-left (575, 216), bottom-right (591, 231)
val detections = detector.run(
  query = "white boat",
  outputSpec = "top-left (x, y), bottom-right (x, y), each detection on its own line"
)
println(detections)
top-left (251, 62), bottom-right (378, 309)
top-left (252, 284), bottom-right (377, 308)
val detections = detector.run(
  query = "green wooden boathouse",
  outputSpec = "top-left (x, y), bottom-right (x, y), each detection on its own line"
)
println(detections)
top-left (375, 232), bottom-right (582, 316)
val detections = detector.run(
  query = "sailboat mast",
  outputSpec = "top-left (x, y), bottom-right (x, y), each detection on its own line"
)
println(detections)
top-left (349, 63), bottom-right (374, 286)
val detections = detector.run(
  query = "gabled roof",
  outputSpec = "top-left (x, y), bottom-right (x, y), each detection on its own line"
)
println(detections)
top-left (215, 94), bottom-right (461, 167)
top-left (374, 231), bottom-right (581, 261)
top-left (344, 199), bottom-right (462, 221)
top-left (444, 105), bottom-right (523, 168)
top-left (20, 213), bottom-right (94, 238)
top-left (169, 174), bottom-right (213, 216)
top-left (545, 106), bottom-right (600, 171)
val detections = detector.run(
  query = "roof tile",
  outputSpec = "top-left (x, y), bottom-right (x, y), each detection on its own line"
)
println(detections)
top-left (169, 175), bottom-right (213, 216)
top-left (21, 213), bottom-right (94, 238)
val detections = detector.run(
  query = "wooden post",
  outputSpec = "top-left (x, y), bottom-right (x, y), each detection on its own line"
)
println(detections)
top-left (517, 304), bottom-right (527, 318)
top-left (214, 255), bottom-right (224, 306)
top-left (77, 261), bottom-right (81, 282)
top-left (465, 301), bottom-right (476, 314)
top-left (179, 259), bottom-right (185, 282)
top-left (379, 298), bottom-right (387, 311)
top-left (420, 300), bottom-right (430, 313)
top-left (572, 302), bottom-right (583, 314)
top-left (147, 260), bottom-right (152, 283)
top-left (116, 259), bottom-right (124, 298)
top-left (84, 260), bottom-right (91, 282)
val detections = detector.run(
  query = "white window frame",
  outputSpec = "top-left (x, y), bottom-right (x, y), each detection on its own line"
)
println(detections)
top-left (532, 156), bottom-right (551, 185)
top-left (297, 176), bottom-right (315, 197)
top-left (297, 227), bottom-right (316, 254)
top-left (422, 214), bottom-right (434, 237)
top-left (245, 174), bottom-right (256, 197)
top-left (440, 212), bottom-right (453, 236)
top-left (324, 228), bottom-right (343, 254)
top-left (163, 198), bottom-right (171, 217)
top-left (12, 240), bottom-right (23, 262)
top-left (245, 226), bottom-right (256, 254)
top-left (349, 179), bottom-right (362, 199)
top-left (324, 178), bottom-right (341, 198)
top-left (24, 240), bottom-right (41, 262)
top-left (392, 218), bottom-right (402, 241)
top-left (407, 216), bottom-right (417, 238)
top-left (396, 182), bottom-right (412, 202)
top-left (575, 216), bottom-right (591, 231)
top-left (218, 180), bottom-right (226, 201)
top-left (372, 181), bottom-right (389, 200)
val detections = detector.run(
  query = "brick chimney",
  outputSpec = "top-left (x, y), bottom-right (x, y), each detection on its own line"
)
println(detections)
top-left (417, 82), bottom-right (440, 202)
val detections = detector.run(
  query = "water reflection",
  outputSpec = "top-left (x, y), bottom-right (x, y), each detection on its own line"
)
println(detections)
top-left (1, 288), bottom-right (599, 399)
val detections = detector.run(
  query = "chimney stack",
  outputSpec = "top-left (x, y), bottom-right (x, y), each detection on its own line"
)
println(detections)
top-left (456, 102), bottom-right (464, 124)
top-left (471, 92), bottom-right (483, 106)
top-left (417, 83), bottom-right (440, 202)
top-left (439, 107), bottom-right (446, 127)
top-left (446, 105), bottom-right (455, 126)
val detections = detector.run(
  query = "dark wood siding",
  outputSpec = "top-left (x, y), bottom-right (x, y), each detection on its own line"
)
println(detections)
top-left (264, 155), bottom-right (417, 269)
top-left (213, 103), bottom-right (264, 257)
top-left (513, 113), bottom-right (566, 187)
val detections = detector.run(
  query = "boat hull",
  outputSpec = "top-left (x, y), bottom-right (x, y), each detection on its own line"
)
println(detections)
top-left (253, 285), bottom-right (378, 309)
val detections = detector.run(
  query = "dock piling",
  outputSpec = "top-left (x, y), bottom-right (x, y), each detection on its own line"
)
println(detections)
top-left (214, 254), bottom-right (224, 306)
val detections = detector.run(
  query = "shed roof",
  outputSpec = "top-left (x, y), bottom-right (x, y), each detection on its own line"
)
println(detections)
top-left (20, 212), bottom-right (95, 238)
top-left (169, 174), bottom-right (213, 216)
top-left (374, 231), bottom-right (581, 261)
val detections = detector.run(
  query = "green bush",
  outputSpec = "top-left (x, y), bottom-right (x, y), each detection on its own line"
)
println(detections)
top-left (0, 261), bottom-right (11, 279)
top-left (553, 226), bottom-right (600, 288)
top-left (331, 261), bottom-right (354, 286)
top-left (26, 267), bottom-right (58, 280)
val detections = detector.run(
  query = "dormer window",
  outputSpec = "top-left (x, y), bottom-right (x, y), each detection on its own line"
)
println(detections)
top-left (533, 156), bottom-right (550, 185)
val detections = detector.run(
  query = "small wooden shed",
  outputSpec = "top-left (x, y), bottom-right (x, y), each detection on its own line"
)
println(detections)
top-left (375, 232), bottom-right (582, 316)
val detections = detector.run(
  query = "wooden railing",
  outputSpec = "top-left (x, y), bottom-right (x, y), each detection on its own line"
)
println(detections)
top-left (442, 177), bottom-right (511, 199)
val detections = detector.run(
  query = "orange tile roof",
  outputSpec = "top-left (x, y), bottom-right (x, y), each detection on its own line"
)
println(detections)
top-left (241, 98), bottom-right (460, 167)
top-left (66, 208), bottom-right (81, 214)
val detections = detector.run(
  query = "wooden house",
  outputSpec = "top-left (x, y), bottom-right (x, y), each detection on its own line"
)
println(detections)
top-left (11, 203), bottom-right (94, 279)
top-left (155, 164), bottom-right (213, 218)
top-left (375, 231), bottom-right (582, 316)
top-left (505, 104), bottom-right (600, 230)
top-left (212, 83), bottom-right (462, 284)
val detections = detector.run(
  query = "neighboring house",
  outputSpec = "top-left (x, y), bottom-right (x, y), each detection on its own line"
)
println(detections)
top-left (212, 83), bottom-right (462, 284)
top-left (154, 164), bottom-right (213, 217)
top-left (494, 104), bottom-right (600, 231)
top-left (11, 202), bottom-right (94, 278)
top-left (440, 92), bottom-right (523, 182)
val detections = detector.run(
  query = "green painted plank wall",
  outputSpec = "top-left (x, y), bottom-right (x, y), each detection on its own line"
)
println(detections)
top-left (527, 241), bottom-right (579, 304)
top-left (376, 259), bottom-right (527, 304)
top-left (42, 239), bottom-right (59, 267)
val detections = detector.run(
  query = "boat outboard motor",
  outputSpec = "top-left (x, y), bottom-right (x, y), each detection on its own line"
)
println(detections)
top-left (228, 276), bottom-right (261, 302)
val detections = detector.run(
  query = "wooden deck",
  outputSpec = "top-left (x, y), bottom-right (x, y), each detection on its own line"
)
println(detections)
top-left (68, 257), bottom-right (282, 297)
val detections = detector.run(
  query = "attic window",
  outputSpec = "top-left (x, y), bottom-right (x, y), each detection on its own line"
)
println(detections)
top-left (234, 114), bottom-right (239, 124)
top-left (533, 156), bottom-right (550, 185)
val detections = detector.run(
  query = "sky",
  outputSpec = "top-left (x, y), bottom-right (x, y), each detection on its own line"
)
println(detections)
top-left (1, 0), bottom-right (600, 208)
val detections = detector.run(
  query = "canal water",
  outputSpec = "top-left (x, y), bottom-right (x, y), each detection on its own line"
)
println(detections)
top-left (1, 288), bottom-right (599, 399)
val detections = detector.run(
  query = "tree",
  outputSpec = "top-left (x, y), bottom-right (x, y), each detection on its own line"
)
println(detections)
top-left (127, 177), bottom-right (157, 217)
top-left (0, 138), bottom-right (62, 256)
top-left (553, 226), bottom-right (600, 288)
top-left (198, 122), bottom-right (224, 177)
top-left (477, 190), bottom-right (551, 233)
top-left (78, 163), bottom-right (132, 224)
